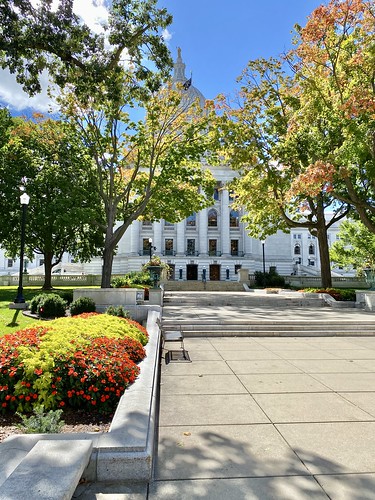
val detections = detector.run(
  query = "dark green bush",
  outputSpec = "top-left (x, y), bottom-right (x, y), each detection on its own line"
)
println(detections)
top-left (29, 294), bottom-right (46, 314)
top-left (38, 294), bottom-right (67, 318)
top-left (105, 305), bottom-right (130, 318)
top-left (70, 296), bottom-right (96, 316)
top-left (56, 290), bottom-right (74, 305)
top-left (255, 269), bottom-right (285, 288)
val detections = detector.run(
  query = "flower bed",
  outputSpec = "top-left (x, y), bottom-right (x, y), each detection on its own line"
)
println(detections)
top-left (300, 287), bottom-right (356, 301)
top-left (0, 313), bottom-right (148, 415)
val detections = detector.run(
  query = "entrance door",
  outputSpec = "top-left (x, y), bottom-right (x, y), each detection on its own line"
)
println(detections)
top-left (210, 264), bottom-right (220, 281)
top-left (186, 264), bottom-right (198, 280)
top-left (168, 264), bottom-right (175, 280)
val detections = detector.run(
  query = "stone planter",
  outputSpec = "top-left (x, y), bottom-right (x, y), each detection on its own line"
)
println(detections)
top-left (73, 288), bottom-right (143, 306)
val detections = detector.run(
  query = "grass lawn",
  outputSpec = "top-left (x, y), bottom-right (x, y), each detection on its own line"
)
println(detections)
top-left (0, 286), bottom-right (89, 336)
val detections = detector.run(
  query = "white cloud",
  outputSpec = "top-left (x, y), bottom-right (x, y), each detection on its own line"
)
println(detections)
top-left (0, 0), bottom-right (109, 112)
top-left (162, 28), bottom-right (172, 43)
top-left (0, 69), bottom-right (57, 112)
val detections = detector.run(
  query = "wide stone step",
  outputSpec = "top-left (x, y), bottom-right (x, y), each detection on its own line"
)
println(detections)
top-left (0, 439), bottom-right (92, 500)
top-left (182, 330), bottom-right (375, 337)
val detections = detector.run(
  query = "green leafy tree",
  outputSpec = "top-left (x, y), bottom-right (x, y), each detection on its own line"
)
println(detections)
top-left (0, 0), bottom-right (172, 98)
top-left (285, 0), bottom-right (375, 232)
top-left (330, 220), bottom-right (375, 273)
top-left (60, 83), bottom-right (217, 287)
top-left (0, 113), bottom-right (104, 289)
top-left (217, 58), bottom-right (349, 288)
top-left (0, 0), bottom-right (215, 288)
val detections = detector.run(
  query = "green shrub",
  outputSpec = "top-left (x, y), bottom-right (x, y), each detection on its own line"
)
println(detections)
top-left (105, 305), bottom-right (130, 318)
top-left (56, 290), bottom-right (74, 305)
top-left (255, 269), bottom-right (285, 288)
top-left (29, 294), bottom-right (46, 314)
top-left (16, 406), bottom-right (64, 434)
top-left (38, 294), bottom-right (67, 318)
top-left (111, 271), bottom-right (152, 288)
top-left (70, 296), bottom-right (96, 316)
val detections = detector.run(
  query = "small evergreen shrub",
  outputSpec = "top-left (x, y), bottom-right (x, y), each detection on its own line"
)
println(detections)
top-left (16, 406), bottom-right (64, 434)
top-left (70, 296), bottom-right (96, 316)
top-left (105, 305), bottom-right (130, 318)
top-left (29, 294), bottom-right (47, 314)
top-left (255, 269), bottom-right (285, 288)
top-left (38, 294), bottom-right (67, 318)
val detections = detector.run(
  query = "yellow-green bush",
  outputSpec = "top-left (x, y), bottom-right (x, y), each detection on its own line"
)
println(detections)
top-left (0, 313), bottom-right (148, 414)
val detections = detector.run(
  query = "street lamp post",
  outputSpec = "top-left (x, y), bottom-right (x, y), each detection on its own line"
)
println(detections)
top-left (14, 192), bottom-right (30, 303)
top-left (261, 240), bottom-right (266, 275)
top-left (261, 240), bottom-right (266, 288)
top-left (148, 237), bottom-right (156, 260)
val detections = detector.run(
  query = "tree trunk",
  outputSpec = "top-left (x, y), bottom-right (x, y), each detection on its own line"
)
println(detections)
top-left (316, 225), bottom-right (332, 289)
top-left (42, 253), bottom-right (54, 290)
top-left (101, 245), bottom-right (115, 288)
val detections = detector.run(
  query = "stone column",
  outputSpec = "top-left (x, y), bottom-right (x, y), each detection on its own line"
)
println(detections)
top-left (176, 220), bottom-right (185, 256)
top-left (244, 227), bottom-right (252, 257)
top-left (129, 220), bottom-right (140, 255)
top-left (153, 221), bottom-right (162, 256)
top-left (221, 189), bottom-right (230, 256)
top-left (198, 207), bottom-right (208, 255)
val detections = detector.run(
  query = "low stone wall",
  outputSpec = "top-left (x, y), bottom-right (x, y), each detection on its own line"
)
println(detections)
top-left (356, 291), bottom-right (375, 311)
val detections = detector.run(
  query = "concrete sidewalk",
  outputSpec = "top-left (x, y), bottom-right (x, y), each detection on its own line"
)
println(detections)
top-left (150, 335), bottom-right (375, 499)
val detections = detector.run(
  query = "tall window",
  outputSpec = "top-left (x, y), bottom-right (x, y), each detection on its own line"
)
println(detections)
top-left (186, 239), bottom-right (196, 255)
top-left (208, 239), bottom-right (217, 256)
top-left (309, 244), bottom-right (315, 255)
top-left (208, 209), bottom-right (218, 227)
top-left (7, 259), bottom-right (13, 268)
top-left (229, 209), bottom-right (239, 227)
top-left (186, 213), bottom-right (196, 227)
top-left (213, 182), bottom-right (221, 201)
top-left (143, 238), bottom-right (151, 256)
top-left (230, 240), bottom-right (239, 256)
top-left (164, 239), bottom-right (174, 255)
top-left (294, 244), bottom-right (301, 255)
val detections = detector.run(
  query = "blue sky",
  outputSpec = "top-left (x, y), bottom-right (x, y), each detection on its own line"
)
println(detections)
top-left (161, 0), bottom-right (324, 99)
top-left (0, 0), bottom-right (325, 112)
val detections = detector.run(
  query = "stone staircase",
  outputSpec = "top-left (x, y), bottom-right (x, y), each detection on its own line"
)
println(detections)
top-left (163, 281), bottom-right (245, 292)
top-left (162, 291), bottom-right (375, 337)
top-left (163, 290), bottom-right (325, 307)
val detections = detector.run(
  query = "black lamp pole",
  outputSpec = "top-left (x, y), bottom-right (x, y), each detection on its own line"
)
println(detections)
top-left (14, 192), bottom-right (30, 303)
top-left (149, 237), bottom-right (153, 260)
top-left (261, 241), bottom-right (266, 275)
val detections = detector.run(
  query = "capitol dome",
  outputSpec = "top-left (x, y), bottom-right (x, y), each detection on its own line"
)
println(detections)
top-left (172, 48), bottom-right (206, 108)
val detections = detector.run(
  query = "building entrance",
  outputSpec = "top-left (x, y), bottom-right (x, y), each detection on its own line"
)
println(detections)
top-left (186, 264), bottom-right (198, 280)
top-left (210, 264), bottom-right (220, 281)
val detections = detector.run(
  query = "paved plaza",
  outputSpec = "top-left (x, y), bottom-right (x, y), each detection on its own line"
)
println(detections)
top-left (148, 335), bottom-right (375, 499)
